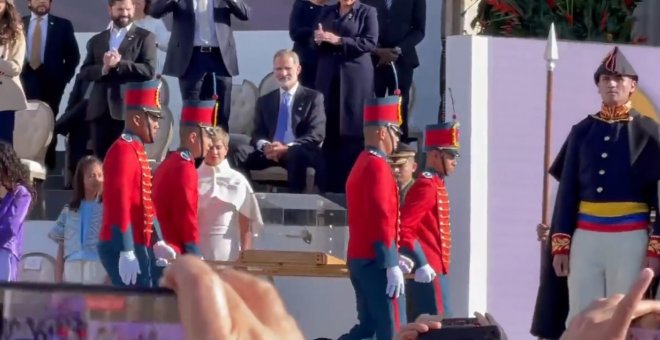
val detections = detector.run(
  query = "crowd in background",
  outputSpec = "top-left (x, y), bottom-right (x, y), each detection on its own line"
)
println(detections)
top-left (0, 0), bottom-right (426, 194)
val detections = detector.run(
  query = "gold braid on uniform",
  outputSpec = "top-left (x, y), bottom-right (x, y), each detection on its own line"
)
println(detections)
top-left (648, 236), bottom-right (660, 258)
top-left (551, 233), bottom-right (571, 255)
top-left (598, 100), bottom-right (632, 122)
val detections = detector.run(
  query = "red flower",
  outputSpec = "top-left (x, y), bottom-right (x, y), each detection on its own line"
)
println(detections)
top-left (600, 12), bottom-right (608, 31)
top-left (632, 36), bottom-right (648, 44)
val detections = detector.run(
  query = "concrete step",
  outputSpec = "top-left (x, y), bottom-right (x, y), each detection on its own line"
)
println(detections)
top-left (53, 150), bottom-right (66, 174)
top-left (44, 189), bottom-right (73, 219)
top-left (45, 175), bottom-right (67, 190)
top-left (29, 189), bottom-right (73, 220)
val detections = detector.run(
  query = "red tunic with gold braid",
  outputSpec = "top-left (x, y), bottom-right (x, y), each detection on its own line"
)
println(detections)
top-left (399, 171), bottom-right (452, 275)
top-left (99, 133), bottom-right (156, 250)
top-left (346, 147), bottom-right (400, 268)
top-left (152, 150), bottom-right (201, 255)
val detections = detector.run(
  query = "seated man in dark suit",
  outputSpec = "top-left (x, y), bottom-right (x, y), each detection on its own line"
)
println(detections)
top-left (231, 49), bottom-right (326, 193)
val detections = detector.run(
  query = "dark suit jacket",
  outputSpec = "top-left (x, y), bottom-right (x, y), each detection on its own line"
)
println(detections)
top-left (149, 0), bottom-right (250, 77)
top-left (55, 73), bottom-right (92, 136)
top-left (251, 85), bottom-right (326, 148)
top-left (20, 15), bottom-right (80, 95)
top-left (362, 0), bottom-right (426, 68)
top-left (78, 25), bottom-right (157, 121)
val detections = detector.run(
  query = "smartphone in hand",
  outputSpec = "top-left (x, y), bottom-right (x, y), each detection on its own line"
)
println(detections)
top-left (0, 282), bottom-right (181, 339)
top-left (418, 317), bottom-right (502, 340)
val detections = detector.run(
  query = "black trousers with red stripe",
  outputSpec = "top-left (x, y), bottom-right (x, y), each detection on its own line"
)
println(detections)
top-left (407, 276), bottom-right (444, 321)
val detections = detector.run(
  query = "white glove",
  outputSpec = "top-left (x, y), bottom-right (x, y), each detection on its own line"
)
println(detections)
top-left (398, 254), bottom-right (414, 274)
top-left (385, 266), bottom-right (405, 298)
top-left (118, 251), bottom-right (141, 285)
top-left (414, 264), bottom-right (437, 283)
top-left (153, 241), bottom-right (177, 261)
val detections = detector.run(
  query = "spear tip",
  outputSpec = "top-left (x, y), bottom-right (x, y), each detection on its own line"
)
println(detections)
top-left (544, 22), bottom-right (559, 64)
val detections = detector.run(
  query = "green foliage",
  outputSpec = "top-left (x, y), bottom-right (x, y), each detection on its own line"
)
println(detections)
top-left (471, 0), bottom-right (644, 43)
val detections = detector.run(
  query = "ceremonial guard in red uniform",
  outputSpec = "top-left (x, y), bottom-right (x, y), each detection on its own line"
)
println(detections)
top-left (339, 96), bottom-right (409, 340)
top-left (399, 121), bottom-right (459, 320)
top-left (98, 80), bottom-right (176, 287)
top-left (531, 47), bottom-right (660, 338)
top-left (152, 100), bottom-right (215, 258)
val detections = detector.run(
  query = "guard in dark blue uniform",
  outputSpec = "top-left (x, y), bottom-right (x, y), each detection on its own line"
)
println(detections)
top-left (531, 47), bottom-right (660, 338)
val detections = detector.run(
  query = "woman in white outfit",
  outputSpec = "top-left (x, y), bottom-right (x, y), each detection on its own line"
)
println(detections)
top-left (197, 127), bottom-right (263, 261)
top-left (48, 156), bottom-right (106, 283)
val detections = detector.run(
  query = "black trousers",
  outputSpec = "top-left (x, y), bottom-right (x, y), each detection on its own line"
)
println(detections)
top-left (55, 113), bottom-right (92, 177)
top-left (230, 135), bottom-right (325, 193)
top-left (322, 74), bottom-right (363, 194)
top-left (374, 63), bottom-right (414, 141)
top-left (179, 48), bottom-right (232, 131)
top-left (90, 115), bottom-right (124, 161)
top-left (299, 61), bottom-right (318, 90)
top-left (22, 67), bottom-right (67, 169)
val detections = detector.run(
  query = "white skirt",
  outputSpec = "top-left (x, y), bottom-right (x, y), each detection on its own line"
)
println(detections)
top-left (200, 233), bottom-right (237, 262)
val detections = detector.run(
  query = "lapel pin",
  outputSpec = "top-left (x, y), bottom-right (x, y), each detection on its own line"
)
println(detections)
top-left (298, 106), bottom-right (303, 111)
top-left (348, 13), bottom-right (353, 19)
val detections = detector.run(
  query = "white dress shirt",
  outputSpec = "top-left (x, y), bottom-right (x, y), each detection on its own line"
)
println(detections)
top-left (107, 18), bottom-right (169, 51)
top-left (194, 0), bottom-right (219, 47)
top-left (26, 13), bottom-right (48, 62)
top-left (108, 23), bottom-right (133, 51)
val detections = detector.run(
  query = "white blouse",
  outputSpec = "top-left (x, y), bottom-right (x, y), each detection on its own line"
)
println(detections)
top-left (197, 160), bottom-right (263, 261)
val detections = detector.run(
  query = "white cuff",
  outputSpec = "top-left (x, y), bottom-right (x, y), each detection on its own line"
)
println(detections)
top-left (256, 140), bottom-right (270, 152)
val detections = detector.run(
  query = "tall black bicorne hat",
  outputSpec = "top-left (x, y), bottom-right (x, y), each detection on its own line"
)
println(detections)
top-left (593, 46), bottom-right (638, 84)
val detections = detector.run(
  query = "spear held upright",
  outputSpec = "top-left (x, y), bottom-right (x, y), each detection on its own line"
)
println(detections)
top-left (541, 23), bottom-right (559, 229)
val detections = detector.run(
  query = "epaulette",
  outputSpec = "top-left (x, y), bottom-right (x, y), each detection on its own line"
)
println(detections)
top-left (120, 133), bottom-right (133, 142)
top-left (179, 150), bottom-right (191, 161)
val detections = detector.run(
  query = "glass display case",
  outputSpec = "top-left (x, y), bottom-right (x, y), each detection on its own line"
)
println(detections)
top-left (251, 193), bottom-right (355, 339)
top-left (253, 193), bottom-right (348, 259)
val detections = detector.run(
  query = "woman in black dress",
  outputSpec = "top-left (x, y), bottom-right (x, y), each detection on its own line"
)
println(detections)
top-left (314, 0), bottom-right (378, 193)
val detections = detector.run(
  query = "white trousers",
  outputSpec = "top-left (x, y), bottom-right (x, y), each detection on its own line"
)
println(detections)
top-left (566, 229), bottom-right (647, 326)
top-left (63, 260), bottom-right (107, 284)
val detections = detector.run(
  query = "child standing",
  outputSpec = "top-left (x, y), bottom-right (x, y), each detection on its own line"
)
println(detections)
top-left (0, 142), bottom-right (34, 281)
top-left (49, 156), bottom-right (106, 283)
